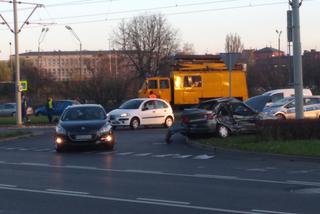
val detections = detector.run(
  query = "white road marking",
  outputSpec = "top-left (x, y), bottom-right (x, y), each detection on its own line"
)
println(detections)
top-left (194, 174), bottom-right (238, 179)
top-left (116, 152), bottom-right (134, 155)
top-left (173, 155), bottom-right (192, 159)
top-left (137, 197), bottom-right (190, 205)
top-left (34, 148), bottom-right (51, 152)
top-left (64, 165), bottom-right (98, 170)
top-left (134, 153), bottom-right (152, 157)
top-left (0, 185), bottom-right (263, 214)
top-left (287, 180), bottom-right (320, 187)
top-left (20, 162), bottom-right (50, 167)
top-left (46, 189), bottom-right (89, 195)
top-left (5, 148), bottom-right (16, 150)
top-left (18, 148), bottom-right (28, 151)
top-left (125, 169), bottom-right (162, 174)
top-left (252, 209), bottom-right (298, 214)
top-left (153, 154), bottom-right (178, 158)
top-left (247, 168), bottom-right (268, 172)
top-left (0, 184), bottom-right (17, 188)
top-left (0, 161), bottom-right (318, 188)
top-left (193, 154), bottom-right (215, 159)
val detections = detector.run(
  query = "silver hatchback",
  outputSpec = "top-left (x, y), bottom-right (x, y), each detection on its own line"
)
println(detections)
top-left (0, 103), bottom-right (16, 117)
top-left (263, 96), bottom-right (320, 119)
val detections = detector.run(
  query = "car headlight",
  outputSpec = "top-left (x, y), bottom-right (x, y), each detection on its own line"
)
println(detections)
top-left (98, 123), bottom-right (112, 135)
top-left (120, 113), bottom-right (130, 117)
top-left (55, 124), bottom-right (66, 135)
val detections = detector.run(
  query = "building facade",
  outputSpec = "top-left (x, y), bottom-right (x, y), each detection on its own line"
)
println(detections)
top-left (18, 50), bottom-right (130, 81)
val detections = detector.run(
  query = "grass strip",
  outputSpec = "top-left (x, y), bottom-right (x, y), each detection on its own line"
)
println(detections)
top-left (0, 130), bottom-right (32, 140)
top-left (0, 116), bottom-right (54, 125)
top-left (198, 135), bottom-right (320, 157)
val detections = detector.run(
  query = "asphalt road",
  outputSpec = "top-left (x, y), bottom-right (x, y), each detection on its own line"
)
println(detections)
top-left (0, 127), bottom-right (319, 214)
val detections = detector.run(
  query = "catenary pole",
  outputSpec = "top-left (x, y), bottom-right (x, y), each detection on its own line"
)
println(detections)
top-left (290, 0), bottom-right (304, 119)
top-left (13, 0), bottom-right (22, 126)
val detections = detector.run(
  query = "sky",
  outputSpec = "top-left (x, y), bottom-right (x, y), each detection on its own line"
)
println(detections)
top-left (0, 0), bottom-right (319, 60)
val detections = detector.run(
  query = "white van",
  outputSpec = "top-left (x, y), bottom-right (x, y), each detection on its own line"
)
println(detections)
top-left (262, 88), bottom-right (312, 103)
top-left (245, 88), bottom-right (312, 112)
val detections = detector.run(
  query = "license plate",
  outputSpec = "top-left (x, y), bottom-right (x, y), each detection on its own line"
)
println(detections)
top-left (75, 135), bottom-right (92, 140)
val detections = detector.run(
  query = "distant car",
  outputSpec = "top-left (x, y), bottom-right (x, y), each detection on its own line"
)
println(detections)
top-left (0, 103), bottom-right (16, 117)
top-left (263, 96), bottom-right (320, 119)
top-left (108, 98), bottom-right (174, 129)
top-left (178, 98), bottom-right (274, 138)
top-left (35, 100), bottom-right (80, 116)
top-left (54, 104), bottom-right (114, 152)
top-left (245, 88), bottom-right (313, 112)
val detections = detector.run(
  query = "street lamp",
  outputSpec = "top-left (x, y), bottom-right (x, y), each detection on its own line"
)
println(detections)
top-left (65, 25), bottom-right (82, 80)
top-left (276, 29), bottom-right (282, 70)
top-left (38, 27), bottom-right (49, 68)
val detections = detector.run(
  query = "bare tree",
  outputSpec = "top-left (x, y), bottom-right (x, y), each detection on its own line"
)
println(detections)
top-left (225, 33), bottom-right (244, 53)
top-left (0, 61), bottom-right (11, 81)
top-left (113, 14), bottom-right (180, 78)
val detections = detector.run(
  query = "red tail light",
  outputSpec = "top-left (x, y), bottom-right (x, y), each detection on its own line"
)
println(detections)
top-left (206, 112), bottom-right (214, 120)
top-left (182, 116), bottom-right (189, 124)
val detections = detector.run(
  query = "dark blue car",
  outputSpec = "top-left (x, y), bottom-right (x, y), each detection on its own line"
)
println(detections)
top-left (34, 100), bottom-right (80, 116)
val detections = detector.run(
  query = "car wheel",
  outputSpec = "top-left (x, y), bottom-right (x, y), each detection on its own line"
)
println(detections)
top-left (276, 114), bottom-right (286, 120)
top-left (130, 117), bottom-right (140, 130)
top-left (217, 125), bottom-right (230, 138)
top-left (55, 144), bottom-right (66, 153)
top-left (164, 116), bottom-right (173, 128)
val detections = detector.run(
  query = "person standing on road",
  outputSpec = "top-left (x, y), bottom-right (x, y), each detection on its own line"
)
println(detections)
top-left (148, 91), bottom-right (157, 98)
top-left (46, 97), bottom-right (54, 123)
top-left (21, 94), bottom-right (28, 123)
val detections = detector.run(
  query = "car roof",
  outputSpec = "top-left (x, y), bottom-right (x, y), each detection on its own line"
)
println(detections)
top-left (66, 104), bottom-right (103, 109)
top-left (201, 97), bottom-right (242, 105)
top-left (127, 98), bottom-right (169, 102)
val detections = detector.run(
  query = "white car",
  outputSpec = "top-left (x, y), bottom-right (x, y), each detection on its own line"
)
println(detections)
top-left (108, 98), bottom-right (174, 129)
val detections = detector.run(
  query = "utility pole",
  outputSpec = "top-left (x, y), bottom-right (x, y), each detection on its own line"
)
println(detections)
top-left (289, 0), bottom-right (304, 119)
top-left (13, 0), bottom-right (22, 126)
top-left (276, 29), bottom-right (282, 72)
top-left (65, 26), bottom-right (82, 80)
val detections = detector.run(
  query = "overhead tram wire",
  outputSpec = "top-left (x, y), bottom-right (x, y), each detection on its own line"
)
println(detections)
top-left (25, 0), bottom-right (275, 22)
top-left (1, 0), bottom-right (318, 29)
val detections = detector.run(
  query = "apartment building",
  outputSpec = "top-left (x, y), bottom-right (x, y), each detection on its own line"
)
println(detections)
top-left (19, 50), bottom-right (129, 81)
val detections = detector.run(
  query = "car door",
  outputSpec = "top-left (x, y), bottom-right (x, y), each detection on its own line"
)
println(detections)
top-left (4, 104), bottom-right (15, 116)
top-left (140, 100), bottom-right (158, 125)
top-left (154, 100), bottom-right (170, 124)
top-left (216, 103), bottom-right (237, 131)
top-left (230, 103), bottom-right (258, 133)
top-left (304, 97), bottom-right (320, 118)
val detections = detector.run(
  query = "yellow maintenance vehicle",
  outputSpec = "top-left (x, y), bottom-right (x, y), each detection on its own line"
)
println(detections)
top-left (138, 55), bottom-right (248, 105)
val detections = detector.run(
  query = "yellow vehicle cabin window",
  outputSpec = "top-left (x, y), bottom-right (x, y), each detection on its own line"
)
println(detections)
top-left (183, 76), bottom-right (202, 88)
top-left (160, 80), bottom-right (169, 89)
top-left (148, 80), bottom-right (158, 89)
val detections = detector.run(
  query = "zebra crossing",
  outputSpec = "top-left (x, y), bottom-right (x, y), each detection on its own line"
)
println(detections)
top-left (0, 146), bottom-right (215, 160)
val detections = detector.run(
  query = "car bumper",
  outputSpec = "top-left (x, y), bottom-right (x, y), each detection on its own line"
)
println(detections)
top-left (109, 117), bottom-right (130, 126)
top-left (55, 133), bottom-right (114, 148)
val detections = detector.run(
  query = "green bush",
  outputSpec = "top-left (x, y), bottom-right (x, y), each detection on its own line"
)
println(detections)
top-left (256, 119), bottom-right (320, 141)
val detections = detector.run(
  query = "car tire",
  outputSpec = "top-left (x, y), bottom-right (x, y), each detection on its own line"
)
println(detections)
top-left (164, 116), bottom-right (174, 128)
top-left (276, 114), bottom-right (286, 120)
top-left (55, 144), bottom-right (66, 153)
top-left (217, 125), bottom-right (230, 138)
top-left (130, 117), bottom-right (140, 130)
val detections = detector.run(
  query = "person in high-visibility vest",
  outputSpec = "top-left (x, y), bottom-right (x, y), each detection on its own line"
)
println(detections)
top-left (148, 91), bottom-right (157, 99)
top-left (46, 97), bottom-right (53, 123)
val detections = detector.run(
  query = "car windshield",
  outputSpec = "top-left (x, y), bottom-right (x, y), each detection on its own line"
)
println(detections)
top-left (119, 100), bottom-right (144, 109)
top-left (245, 95), bottom-right (270, 112)
top-left (61, 106), bottom-right (106, 121)
top-left (269, 97), bottom-right (294, 108)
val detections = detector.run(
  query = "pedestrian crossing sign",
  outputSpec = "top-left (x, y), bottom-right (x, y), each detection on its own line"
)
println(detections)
top-left (19, 80), bottom-right (28, 92)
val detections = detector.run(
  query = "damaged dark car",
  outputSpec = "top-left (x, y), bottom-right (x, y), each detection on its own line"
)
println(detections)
top-left (166, 98), bottom-right (273, 141)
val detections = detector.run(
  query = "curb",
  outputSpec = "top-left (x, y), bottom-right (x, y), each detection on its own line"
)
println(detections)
top-left (185, 138), bottom-right (320, 162)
